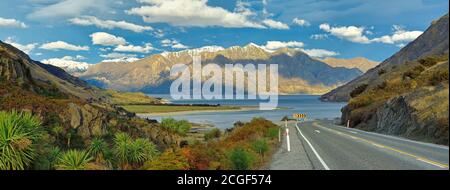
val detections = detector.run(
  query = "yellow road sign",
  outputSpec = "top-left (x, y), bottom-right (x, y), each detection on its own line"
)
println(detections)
top-left (293, 113), bottom-right (307, 119)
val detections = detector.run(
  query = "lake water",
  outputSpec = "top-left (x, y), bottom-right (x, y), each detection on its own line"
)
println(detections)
top-left (140, 94), bottom-right (347, 129)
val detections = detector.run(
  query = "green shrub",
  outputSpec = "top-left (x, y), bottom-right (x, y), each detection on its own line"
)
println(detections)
top-left (429, 69), bottom-right (449, 85)
top-left (403, 66), bottom-right (424, 80)
top-left (378, 69), bottom-right (386, 75)
top-left (229, 147), bottom-right (254, 170)
top-left (252, 139), bottom-right (269, 161)
top-left (113, 133), bottom-right (158, 169)
top-left (419, 55), bottom-right (448, 67)
top-left (0, 110), bottom-right (42, 170)
top-left (350, 84), bottom-right (368, 98)
top-left (161, 118), bottom-right (191, 136)
top-left (204, 128), bottom-right (222, 141)
top-left (56, 149), bottom-right (93, 170)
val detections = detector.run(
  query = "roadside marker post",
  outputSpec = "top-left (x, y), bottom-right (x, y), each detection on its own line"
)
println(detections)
top-left (286, 128), bottom-right (291, 152)
top-left (278, 128), bottom-right (281, 142)
top-left (347, 120), bottom-right (350, 128)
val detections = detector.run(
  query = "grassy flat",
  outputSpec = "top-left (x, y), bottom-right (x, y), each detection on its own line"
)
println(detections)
top-left (121, 105), bottom-right (241, 114)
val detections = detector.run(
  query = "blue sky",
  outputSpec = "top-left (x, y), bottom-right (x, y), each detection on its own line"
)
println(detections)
top-left (0, 0), bottom-right (448, 66)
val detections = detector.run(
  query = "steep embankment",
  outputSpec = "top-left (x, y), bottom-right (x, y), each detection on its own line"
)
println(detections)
top-left (321, 14), bottom-right (449, 102)
top-left (321, 14), bottom-right (449, 145)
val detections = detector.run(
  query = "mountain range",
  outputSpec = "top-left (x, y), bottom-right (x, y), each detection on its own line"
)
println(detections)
top-left (60, 44), bottom-right (372, 95)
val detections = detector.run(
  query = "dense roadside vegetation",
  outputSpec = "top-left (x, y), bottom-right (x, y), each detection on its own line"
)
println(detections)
top-left (0, 109), bottom-right (279, 170)
top-left (152, 118), bottom-right (280, 170)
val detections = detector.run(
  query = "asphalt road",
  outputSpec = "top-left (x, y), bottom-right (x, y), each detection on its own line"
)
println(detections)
top-left (273, 120), bottom-right (449, 170)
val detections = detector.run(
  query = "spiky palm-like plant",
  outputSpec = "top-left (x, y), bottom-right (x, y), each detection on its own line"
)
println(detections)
top-left (0, 111), bottom-right (41, 170)
top-left (55, 150), bottom-right (93, 170)
top-left (113, 133), bottom-right (158, 169)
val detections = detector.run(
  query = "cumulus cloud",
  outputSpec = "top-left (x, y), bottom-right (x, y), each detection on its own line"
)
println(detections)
top-left (320, 23), bottom-right (423, 46)
top-left (319, 23), bottom-right (371, 44)
top-left (371, 25), bottom-right (423, 44)
top-left (27, 0), bottom-right (109, 19)
top-left (114, 43), bottom-right (154, 53)
top-left (90, 32), bottom-right (127, 46)
top-left (0, 17), bottom-right (27, 28)
top-left (262, 41), bottom-right (304, 51)
top-left (69, 16), bottom-right (153, 33)
top-left (40, 41), bottom-right (89, 51)
top-left (310, 34), bottom-right (328, 40)
top-left (126, 0), bottom-right (264, 28)
top-left (292, 18), bottom-right (310, 27)
top-left (301, 49), bottom-right (340, 58)
top-left (161, 39), bottom-right (189, 49)
top-left (262, 19), bottom-right (290, 30)
top-left (4, 37), bottom-right (37, 54)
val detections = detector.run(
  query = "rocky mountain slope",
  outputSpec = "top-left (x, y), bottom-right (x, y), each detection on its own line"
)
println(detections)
top-left (321, 14), bottom-right (449, 102)
top-left (78, 44), bottom-right (362, 95)
top-left (320, 57), bottom-right (379, 72)
top-left (321, 13), bottom-right (449, 145)
top-left (0, 40), bottom-right (181, 152)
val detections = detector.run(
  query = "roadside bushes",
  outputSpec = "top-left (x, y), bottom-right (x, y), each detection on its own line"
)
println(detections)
top-left (161, 118), bottom-right (191, 136)
top-left (204, 128), bottom-right (222, 141)
top-left (181, 118), bottom-right (279, 170)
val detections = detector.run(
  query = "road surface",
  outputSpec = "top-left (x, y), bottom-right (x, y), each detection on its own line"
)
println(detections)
top-left (270, 120), bottom-right (449, 170)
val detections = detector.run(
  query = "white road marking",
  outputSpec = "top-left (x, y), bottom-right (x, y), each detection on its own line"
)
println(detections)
top-left (349, 131), bottom-right (358, 134)
top-left (295, 123), bottom-right (330, 170)
top-left (315, 130), bottom-right (321, 133)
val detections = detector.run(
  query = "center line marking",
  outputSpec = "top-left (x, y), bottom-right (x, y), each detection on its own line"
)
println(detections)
top-left (315, 130), bottom-right (321, 133)
top-left (295, 123), bottom-right (330, 170)
top-left (313, 122), bottom-right (449, 169)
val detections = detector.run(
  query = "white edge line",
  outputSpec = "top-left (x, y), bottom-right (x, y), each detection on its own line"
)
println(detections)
top-left (332, 124), bottom-right (449, 150)
top-left (295, 123), bottom-right (330, 170)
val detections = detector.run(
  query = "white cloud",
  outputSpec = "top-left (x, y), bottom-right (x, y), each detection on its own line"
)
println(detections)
top-left (292, 18), bottom-right (310, 27)
top-left (301, 49), bottom-right (340, 58)
top-left (114, 43), bottom-right (154, 53)
top-left (100, 52), bottom-right (139, 62)
top-left (262, 19), bottom-right (290, 30)
top-left (40, 41), bottom-right (89, 51)
top-left (69, 16), bottom-right (153, 33)
top-left (90, 32), bottom-right (127, 46)
top-left (320, 23), bottom-right (423, 46)
top-left (319, 23), bottom-right (371, 44)
top-left (4, 38), bottom-right (37, 54)
top-left (27, 0), bottom-right (109, 19)
top-left (262, 41), bottom-right (304, 51)
top-left (371, 25), bottom-right (423, 44)
top-left (126, 0), bottom-right (264, 28)
top-left (0, 17), bottom-right (27, 28)
top-left (310, 34), bottom-right (328, 40)
top-left (161, 39), bottom-right (189, 49)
